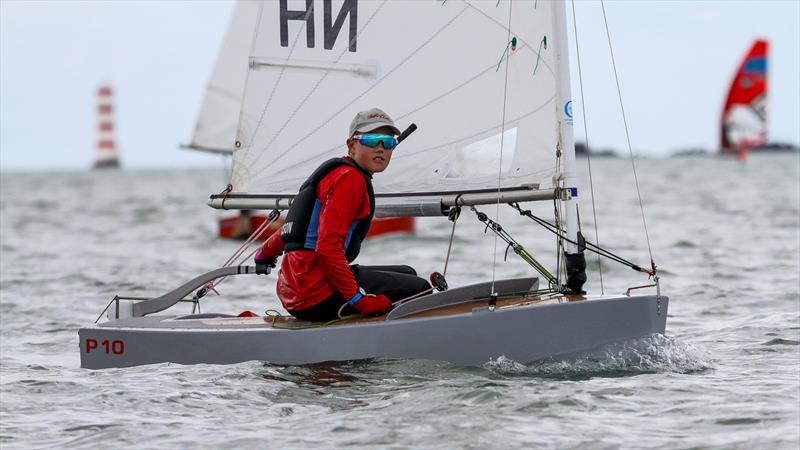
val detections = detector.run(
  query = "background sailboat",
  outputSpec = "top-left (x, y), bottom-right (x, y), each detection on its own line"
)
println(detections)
top-left (719, 39), bottom-right (799, 157)
top-left (186, 0), bottom-right (413, 240)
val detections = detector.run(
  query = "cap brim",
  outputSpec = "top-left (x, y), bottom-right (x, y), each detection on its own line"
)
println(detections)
top-left (355, 122), bottom-right (401, 136)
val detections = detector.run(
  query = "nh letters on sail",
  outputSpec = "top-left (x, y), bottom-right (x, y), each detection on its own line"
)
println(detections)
top-left (280, 0), bottom-right (358, 52)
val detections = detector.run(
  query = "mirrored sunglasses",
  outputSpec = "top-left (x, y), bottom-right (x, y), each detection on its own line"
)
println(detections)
top-left (354, 134), bottom-right (398, 150)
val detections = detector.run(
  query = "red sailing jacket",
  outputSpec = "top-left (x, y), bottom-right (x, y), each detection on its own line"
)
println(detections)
top-left (259, 158), bottom-right (370, 311)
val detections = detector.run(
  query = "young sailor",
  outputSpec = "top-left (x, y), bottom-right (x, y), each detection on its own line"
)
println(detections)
top-left (254, 108), bottom-right (431, 321)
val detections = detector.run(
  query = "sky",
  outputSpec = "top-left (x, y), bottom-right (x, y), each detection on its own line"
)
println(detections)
top-left (1, 0), bottom-right (798, 171)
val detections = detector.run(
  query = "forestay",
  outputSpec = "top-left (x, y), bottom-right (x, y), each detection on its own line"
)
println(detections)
top-left (187, 0), bottom-right (260, 154)
top-left (213, 0), bottom-right (572, 216)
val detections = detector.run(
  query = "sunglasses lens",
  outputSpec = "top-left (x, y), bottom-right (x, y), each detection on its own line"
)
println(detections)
top-left (358, 134), bottom-right (398, 150)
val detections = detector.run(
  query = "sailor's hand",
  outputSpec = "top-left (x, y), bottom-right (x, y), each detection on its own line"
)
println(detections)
top-left (352, 294), bottom-right (392, 316)
top-left (254, 247), bottom-right (277, 275)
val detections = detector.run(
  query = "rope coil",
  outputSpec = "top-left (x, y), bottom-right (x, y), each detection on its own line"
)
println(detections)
top-left (219, 184), bottom-right (233, 210)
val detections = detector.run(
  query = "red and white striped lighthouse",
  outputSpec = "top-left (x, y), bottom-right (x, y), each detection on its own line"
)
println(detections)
top-left (93, 84), bottom-right (120, 169)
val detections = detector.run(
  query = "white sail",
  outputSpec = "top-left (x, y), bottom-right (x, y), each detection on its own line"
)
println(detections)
top-left (186, 0), bottom-right (260, 154)
top-left (215, 0), bottom-right (572, 215)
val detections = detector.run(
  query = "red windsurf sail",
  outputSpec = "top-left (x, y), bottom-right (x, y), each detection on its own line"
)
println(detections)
top-left (720, 39), bottom-right (768, 154)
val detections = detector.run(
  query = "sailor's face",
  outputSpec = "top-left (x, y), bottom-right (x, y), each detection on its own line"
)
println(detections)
top-left (347, 126), bottom-right (395, 174)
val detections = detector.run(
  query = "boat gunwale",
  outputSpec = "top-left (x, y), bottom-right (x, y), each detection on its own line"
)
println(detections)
top-left (88, 293), bottom-right (664, 332)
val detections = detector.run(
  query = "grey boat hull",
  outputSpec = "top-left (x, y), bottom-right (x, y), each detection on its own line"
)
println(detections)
top-left (79, 293), bottom-right (668, 369)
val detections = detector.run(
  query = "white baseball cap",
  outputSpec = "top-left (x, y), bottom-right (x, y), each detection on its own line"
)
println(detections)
top-left (349, 108), bottom-right (401, 137)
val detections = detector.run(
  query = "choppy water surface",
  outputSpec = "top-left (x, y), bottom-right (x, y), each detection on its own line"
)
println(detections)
top-left (1, 155), bottom-right (798, 449)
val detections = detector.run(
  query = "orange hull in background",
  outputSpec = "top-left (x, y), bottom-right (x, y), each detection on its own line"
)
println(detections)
top-left (219, 214), bottom-right (415, 241)
top-left (736, 148), bottom-right (749, 162)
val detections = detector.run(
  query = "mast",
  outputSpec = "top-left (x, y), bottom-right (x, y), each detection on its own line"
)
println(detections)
top-left (553, 1), bottom-right (586, 293)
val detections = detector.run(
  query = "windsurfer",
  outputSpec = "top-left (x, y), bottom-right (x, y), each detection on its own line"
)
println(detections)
top-left (254, 108), bottom-right (430, 321)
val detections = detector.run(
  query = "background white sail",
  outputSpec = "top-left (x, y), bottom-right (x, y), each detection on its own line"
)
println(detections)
top-left (187, 0), bottom-right (260, 154)
top-left (226, 0), bottom-right (566, 212)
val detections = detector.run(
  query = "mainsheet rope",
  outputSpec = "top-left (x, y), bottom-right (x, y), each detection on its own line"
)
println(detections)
top-left (204, 210), bottom-right (282, 296)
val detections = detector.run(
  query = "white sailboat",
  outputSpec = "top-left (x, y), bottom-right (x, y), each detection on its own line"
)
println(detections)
top-left (80, 0), bottom-right (667, 369)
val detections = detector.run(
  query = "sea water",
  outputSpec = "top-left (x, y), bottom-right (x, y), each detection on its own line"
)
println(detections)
top-left (1, 154), bottom-right (798, 449)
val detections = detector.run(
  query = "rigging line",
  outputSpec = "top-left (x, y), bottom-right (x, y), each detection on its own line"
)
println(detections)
top-left (490, 0), bottom-right (514, 296)
top-left (221, 221), bottom-right (265, 266)
top-left (442, 204), bottom-right (462, 277)
top-left (532, 218), bottom-right (644, 271)
top-left (510, 203), bottom-right (647, 272)
top-left (570, 0), bottom-right (604, 293)
top-left (552, 198), bottom-right (562, 285)
top-left (209, 245), bottom-right (262, 293)
top-left (208, 213), bottom-right (281, 294)
top-left (600, 0), bottom-right (655, 262)
top-left (471, 206), bottom-right (558, 286)
top-left (554, 137), bottom-right (564, 285)
top-left (222, 212), bottom-right (278, 268)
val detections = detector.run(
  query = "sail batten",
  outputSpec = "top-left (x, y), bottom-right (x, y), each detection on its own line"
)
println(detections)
top-left (181, 143), bottom-right (236, 155)
top-left (250, 57), bottom-right (378, 77)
